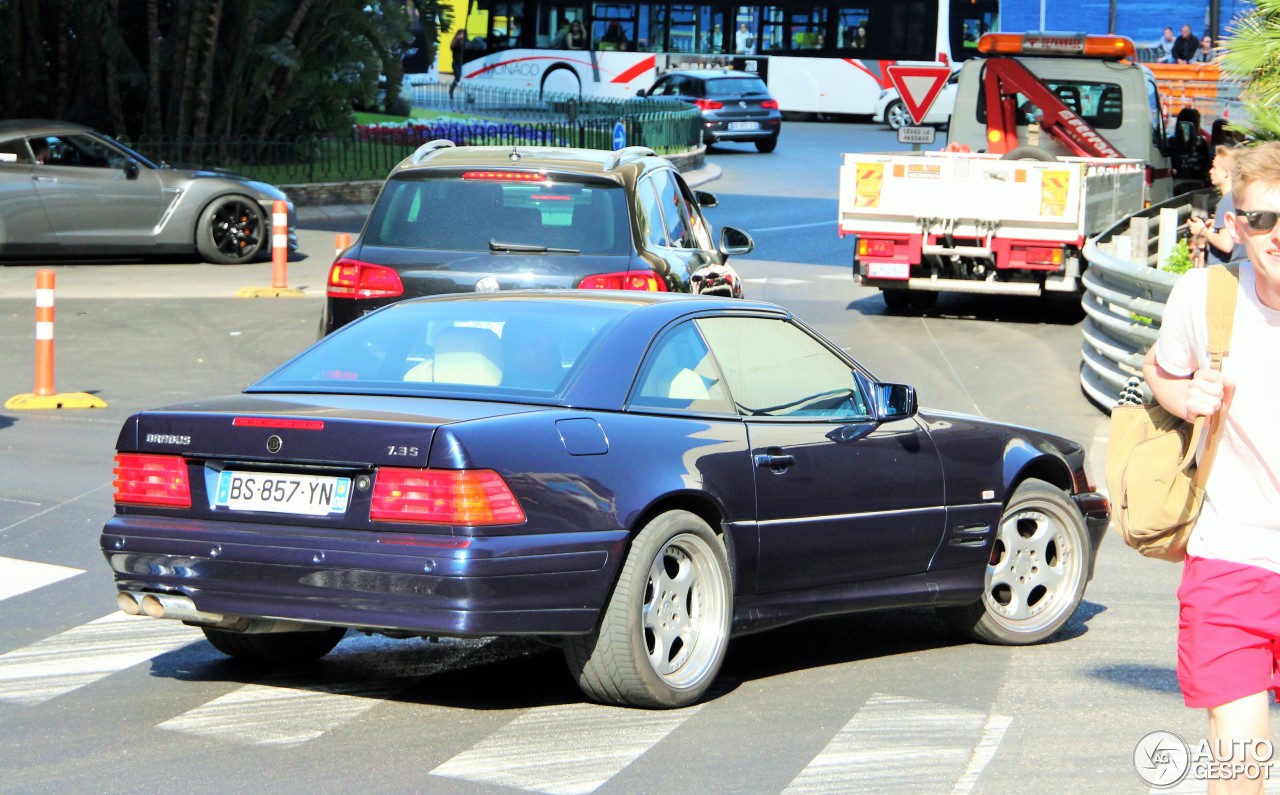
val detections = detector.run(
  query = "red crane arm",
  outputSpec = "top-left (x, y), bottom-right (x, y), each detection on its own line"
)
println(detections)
top-left (980, 57), bottom-right (1124, 159)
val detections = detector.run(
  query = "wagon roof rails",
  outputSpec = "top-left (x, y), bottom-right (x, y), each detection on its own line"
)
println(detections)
top-left (607, 146), bottom-right (657, 170)
top-left (409, 139), bottom-right (457, 163)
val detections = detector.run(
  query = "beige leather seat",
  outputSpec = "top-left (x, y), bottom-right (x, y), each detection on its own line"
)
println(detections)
top-left (432, 326), bottom-right (504, 385)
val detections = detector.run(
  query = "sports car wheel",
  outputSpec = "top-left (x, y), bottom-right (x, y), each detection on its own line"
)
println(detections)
top-left (565, 510), bottom-right (731, 708)
top-left (885, 99), bottom-right (911, 130)
top-left (201, 626), bottom-right (347, 664)
top-left (938, 479), bottom-right (1089, 645)
top-left (197, 195), bottom-right (267, 264)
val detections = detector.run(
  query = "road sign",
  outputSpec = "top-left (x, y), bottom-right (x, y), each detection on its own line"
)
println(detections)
top-left (897, 126), bottom-right (936, 145)
top-left (885, 64), bottom-right (952, 126)
top-left (612, 120), bottom-right (627, 151)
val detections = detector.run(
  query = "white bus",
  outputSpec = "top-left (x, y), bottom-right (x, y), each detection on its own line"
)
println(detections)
top-left (445, 0), bottom-right (999, 114)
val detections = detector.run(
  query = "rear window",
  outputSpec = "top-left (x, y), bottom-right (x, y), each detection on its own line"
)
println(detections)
top-left (975, 79), bottom-right (1124, 130)
top-left (365, 175), bottom-right (632, 255)
top-left (252, 299), bottom-right (631, 399)
top-left (704, 78), bottom-right (769, 98)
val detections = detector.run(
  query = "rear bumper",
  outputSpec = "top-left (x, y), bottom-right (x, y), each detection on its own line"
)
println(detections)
top-left (101, 515), bottom-right (626, 636)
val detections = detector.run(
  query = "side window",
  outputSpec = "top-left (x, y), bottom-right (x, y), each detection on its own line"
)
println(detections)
top-left (43, 134), bottom-right (125, 168)
top-left (676, 176), bottom-right (713, 251)
top-left (638, 176), bottom-right (669, 248)
top-left (697, 317), bottom-right (871, 419)
top-left (630, 321), bottom-right (734, 414)
top-left (0, 139), bottom-right (30, 163)
top-left (651, 170), bottom-right (692, 248)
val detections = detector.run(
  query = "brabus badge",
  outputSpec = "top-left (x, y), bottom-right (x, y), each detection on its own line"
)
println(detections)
top-left (739, 101), bottom-right (747, 108)
top-left (475, 277), bottom-right (501, 292)
top-left (266, 435), bottom-right (283, 453)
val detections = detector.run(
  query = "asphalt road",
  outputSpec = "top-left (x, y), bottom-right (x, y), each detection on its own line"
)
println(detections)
top-left (0, 122), bottom-right (1249, 795)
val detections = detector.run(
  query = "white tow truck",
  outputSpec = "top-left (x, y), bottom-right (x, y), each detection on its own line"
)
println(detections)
top-left (839, 32), bottom-right (1188, 310)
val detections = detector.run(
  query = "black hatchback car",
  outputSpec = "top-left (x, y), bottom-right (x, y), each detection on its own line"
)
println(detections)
top-left (641, 70), bottom-right (782, 153)
top-left (321, 142), bottom-right (754, 334)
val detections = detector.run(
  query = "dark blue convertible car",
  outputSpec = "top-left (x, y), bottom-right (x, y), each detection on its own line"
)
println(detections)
top-left (102, 291), bottom-right (1108, 708)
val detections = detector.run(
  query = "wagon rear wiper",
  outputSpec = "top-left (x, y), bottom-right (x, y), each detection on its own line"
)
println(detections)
top-left (490, 240), bottom-right (580, 254)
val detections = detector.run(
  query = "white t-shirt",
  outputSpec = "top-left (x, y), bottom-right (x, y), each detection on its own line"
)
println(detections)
top-left (1155, 263), bottom-right (1280, 572)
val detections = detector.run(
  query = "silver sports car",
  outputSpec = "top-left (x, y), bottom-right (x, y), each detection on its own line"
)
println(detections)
top-left (0, 120), bottom-right (297, 264)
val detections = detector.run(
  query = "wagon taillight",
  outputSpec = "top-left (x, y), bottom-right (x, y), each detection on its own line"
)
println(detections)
top-left (371, 468), bottom-right (526, 526)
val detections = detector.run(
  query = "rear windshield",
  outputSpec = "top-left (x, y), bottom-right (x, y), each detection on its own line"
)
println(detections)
top-left (365, 175), bottom-right (632, 255)
top-left (252, 298), bottom-right (631, 399)
top-left (704, 78), bottom-right (769, 98)
top-left (975, 79), bottom-right (1124, 130)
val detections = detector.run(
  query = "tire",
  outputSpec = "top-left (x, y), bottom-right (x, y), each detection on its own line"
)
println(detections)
top-left (1000, 145), bottom-right (1058, 162)
top-left (937, 480), bottom-right (1089, 645)
top-left (564, 510), bottom-right (732, 708)
top-left (196, 195), bottom-right (267, 264)
top-left (755, 136), bottom-right (778, 153)
top-left (202, 626), bottom-right (347, 665)
top-left (885, 99), bottom-right (910, 131)
top-left (881, 289), bottom-right (910, 310)
top-left (908, 291), bottom-right (937, 310)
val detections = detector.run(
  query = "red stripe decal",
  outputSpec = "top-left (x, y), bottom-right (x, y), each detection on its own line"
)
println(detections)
top-left (841, 58), bottom-right (893, 90)
top-left (611, 55), bottom-right (656, 84)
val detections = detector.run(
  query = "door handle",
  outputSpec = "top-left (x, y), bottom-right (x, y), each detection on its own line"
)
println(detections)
top-left (33, 175), bottom-right (56, 183)
top-left (754, 453), bottom-right (796, 472)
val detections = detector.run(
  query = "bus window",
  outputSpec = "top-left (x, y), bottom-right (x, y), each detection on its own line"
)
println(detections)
top-left (643, 4), bottom-right (670, 52)
top-left (836, 6), bottom-right (868, 51)
top-left (667, 5), bottom-right (724, 54)
top-left (761, 5), bottom-right (828, 52)
top-left (593, 2), bottom-right (635, 50)
top-left (950, 0), bottom-right (998, 62)
top-left (540, 3), bottom-right (584, 48)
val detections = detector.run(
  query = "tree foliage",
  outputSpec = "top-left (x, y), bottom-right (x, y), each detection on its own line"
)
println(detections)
top-left (1220, 0), bottom-right (1280, 141)
top-left (0, 1), bottom-right (444, 140)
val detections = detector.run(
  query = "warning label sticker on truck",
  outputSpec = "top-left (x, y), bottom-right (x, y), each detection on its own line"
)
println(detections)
top-left (1039, 170), bottom-right (1070, 216)
top-left (906, 164), bottom-right (941, 179)
top-left (855, 163), bottom-right (884, 208)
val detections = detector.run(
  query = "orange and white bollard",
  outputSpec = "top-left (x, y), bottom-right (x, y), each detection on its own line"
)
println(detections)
top-left (5, 270), bottom-right (106, 410)
top-left (271, 199), bottom-right (289, 289)
top-left (335, 232), bottom-right (351, 259)
top-left (34, 269), bottom-right (55, 396)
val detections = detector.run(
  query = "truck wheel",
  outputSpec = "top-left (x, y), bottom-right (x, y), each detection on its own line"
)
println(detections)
top-left (908, 291), bottom-right (937, 310)
top-left (881, 289), bottom-right (910, 310)
top-left (1001, 146), bottom-right (1057, 162)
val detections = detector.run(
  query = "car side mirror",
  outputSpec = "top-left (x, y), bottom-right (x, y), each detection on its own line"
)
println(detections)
top-left (635, 88), bottom-right (648, 98)
top-left (695, 190), bottom-right (718, 208)
top-left (123, 157), bottom-right (139, 180)
top-left (718, 225), bottom-right (753, 257)
top-left (874, 382), bottom-right (917, 421)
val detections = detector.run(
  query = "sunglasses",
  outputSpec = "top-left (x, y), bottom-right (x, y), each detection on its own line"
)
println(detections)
top-left (1234, 209), bottom-right (1280, 233)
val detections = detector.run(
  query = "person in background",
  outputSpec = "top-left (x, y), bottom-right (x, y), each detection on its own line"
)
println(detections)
top-left (600, 21), bottom-right (627, 50)
top-left (565, 20), bottom-right (588, 50)
top-left (449, 29), bottom-right (467, 98)
top-left (1173, 24), bottom-right (1199, 63)
top-left (1189, 145), bottom-right (1247, 263)
top-left (1158, 26), bottom-right (1176, 63)
top-left (1144, 141), bottom-right (1280, 795)
top-left (30, 138), bottom-right (49, 164)
top-left (735, 22), bottom-right (755, 54)
top-left (1191, 35), bottom-right (1216, 63)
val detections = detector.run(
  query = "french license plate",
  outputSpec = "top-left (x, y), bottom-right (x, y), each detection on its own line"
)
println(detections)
top-left (728, 121), bottom-right (760, 131)
top-left (214, 471), bottom-right (352, 516)
top-left (867, 261), bottom-right (910, 279)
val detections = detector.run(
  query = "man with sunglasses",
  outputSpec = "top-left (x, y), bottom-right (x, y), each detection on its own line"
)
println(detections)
top-left (1143, 141), bottom-right (1280, 794)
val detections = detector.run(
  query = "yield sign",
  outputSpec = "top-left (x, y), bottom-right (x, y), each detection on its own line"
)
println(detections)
top-left (885, 64), bottom-right (953, 125)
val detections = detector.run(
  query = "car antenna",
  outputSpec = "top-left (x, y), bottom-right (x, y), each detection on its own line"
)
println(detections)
top-left (509, 146), bottom-right (521, 163)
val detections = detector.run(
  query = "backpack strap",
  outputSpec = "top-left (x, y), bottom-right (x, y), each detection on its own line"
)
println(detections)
top-left (1192, 263), bottom-right (1240, 487)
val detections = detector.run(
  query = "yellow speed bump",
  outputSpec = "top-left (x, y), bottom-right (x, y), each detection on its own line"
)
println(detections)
top-left (236, 286), bottom-right (308, 298)
top-left (6, 392), bottom-right (107, 410)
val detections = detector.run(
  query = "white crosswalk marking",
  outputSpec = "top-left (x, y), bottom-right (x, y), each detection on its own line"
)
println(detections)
top-left (0, 612), bottom-right (202, 705)
top-left (431, 702), bottom-right (701, 795)
top-left (0, 556), bottom-right (83, 602)
top-left (158, 636), bottom-right (490, 746)
top-left (782, 693), bottom-right (1008, 794)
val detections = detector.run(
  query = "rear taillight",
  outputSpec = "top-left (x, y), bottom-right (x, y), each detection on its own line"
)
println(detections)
top-left (694, 98), bottom-right (724, 110)
top-left (859, 238), bottom-right (896, 258)
top-left (577, 271), bottom-right (668, 291)
top-left (113, 454), bottom-right (191, 508)
top-left (760, 99), bottom-right (779, 109)
top-left (371, 468), bottom-right (526, 525)
top-left (327, 258), bottom-right (405, 299)
top-left (1024, 246), bottom-right (1064, 266)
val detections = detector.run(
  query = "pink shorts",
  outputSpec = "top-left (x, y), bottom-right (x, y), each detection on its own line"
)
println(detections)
top-left (1178, 555), bottom-right (1280, 709)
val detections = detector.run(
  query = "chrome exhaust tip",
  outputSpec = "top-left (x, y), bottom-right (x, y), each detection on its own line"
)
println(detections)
top-left (116, 591), bottom-right (142, 616)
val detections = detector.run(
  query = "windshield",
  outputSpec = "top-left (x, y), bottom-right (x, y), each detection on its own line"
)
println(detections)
top-left (365, 175), bottom-right (632, 255)
top-left (705, 78), bottom-right (769, 98)
top-left (252, 298), bottom-right (631, 399)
